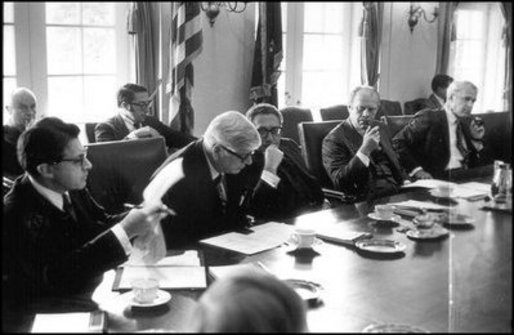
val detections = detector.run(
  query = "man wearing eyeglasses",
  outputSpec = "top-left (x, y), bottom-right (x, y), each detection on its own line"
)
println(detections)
top-left (145, 111), bottom-right (263, 248)
top-left (322, 86), bottom-right (407, 201)
top-left (245, 103), bottom-right (326, 220)
top-left (94, 83), bottom-right (195, 151)
top-left (3, 117), bottom-right (171, 328)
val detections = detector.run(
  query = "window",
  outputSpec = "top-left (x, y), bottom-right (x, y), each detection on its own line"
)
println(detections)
top-left (278, 3), bottom-right (362, 116)
top-left (3, 2), bottom-right (130, 125)
top-left (450, 3), bottom-right (506, 113)
top-left (3, 2), bottom-right (17, 116)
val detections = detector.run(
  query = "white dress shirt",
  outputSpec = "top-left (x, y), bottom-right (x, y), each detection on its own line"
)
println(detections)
top-left (445, 108), bottom-right (467, 170)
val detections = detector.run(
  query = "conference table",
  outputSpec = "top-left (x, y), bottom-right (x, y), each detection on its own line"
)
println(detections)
top-left (19, 168), bottom-right (513, 333)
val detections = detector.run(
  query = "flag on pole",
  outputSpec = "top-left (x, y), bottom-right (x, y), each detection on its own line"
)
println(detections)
top-left (167, 2), bottom-right (203, 134)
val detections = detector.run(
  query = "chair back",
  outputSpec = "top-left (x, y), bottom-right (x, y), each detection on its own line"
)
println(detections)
top-left (475, 111), bottom-right (512, 163)
top-left (279, 107), bottom-right (313, 144)
top-left (404, 98), bottom-right (428, 115)
top-left (319, 105), bottom-right (349, 121)
top-left (381, 115), bottom-right (414, 137)
top-left (378, 99), bottom-right (402, 118)
top-left (85, 137), bottom-right (168, 214)
top-left (85, 122), bottom-right (97, 143)
top-left (297, 120), bottom-right (341, 188)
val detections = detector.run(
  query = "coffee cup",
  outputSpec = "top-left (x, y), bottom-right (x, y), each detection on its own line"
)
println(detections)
top-left (413, 213), bottom-right (435, 230)
top-left (435, 184), bottom-right (452, 197)
top-left (290, 228), bottom-right (316, 249)
top-left (131, 278), bottom-right (159, 303)
top-left (374, 204), bottom-right (396, 220)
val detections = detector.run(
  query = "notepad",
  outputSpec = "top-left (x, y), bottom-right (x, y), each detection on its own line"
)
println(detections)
top-left (31, 311), bottom-right (105, 333)
top-left (315, 227), bottom-right (372, 246)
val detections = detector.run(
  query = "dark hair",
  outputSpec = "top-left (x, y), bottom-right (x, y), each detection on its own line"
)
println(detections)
top-left (431, 74), bottom-right (454, 92)
top-left (117, 83), bottom-right (148, 107)
top-left (245, 103), bottom-right (284, 126)
top-left (17, 117), bottom-right (80, 176)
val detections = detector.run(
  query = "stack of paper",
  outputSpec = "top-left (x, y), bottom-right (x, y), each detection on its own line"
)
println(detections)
top-left (402, 179), bottom-right (456, 189)
top-left (31, 311), bottom-right (105, 333)
top-left (315, 225), bottom-right (371, 246)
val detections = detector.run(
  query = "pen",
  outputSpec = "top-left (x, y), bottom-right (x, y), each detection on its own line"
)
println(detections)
top-left (123, 203), bottom-right (176, 216)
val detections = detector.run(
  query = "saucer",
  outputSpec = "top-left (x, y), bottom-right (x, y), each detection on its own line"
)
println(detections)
top-left (362, 323), bottom-right (429, 333)
top-left (124, 289), bottom-right (172, 308)
top-left (355, 239), bottom-right (406, 254)
top-left (441, 213), bottom-right (475, 226)
top-left (406, 226), bottom-right (449, 240)
top-left (368, 213), bottom-right (401, 223)
top-left (429, 189), bottom-right (454, 199)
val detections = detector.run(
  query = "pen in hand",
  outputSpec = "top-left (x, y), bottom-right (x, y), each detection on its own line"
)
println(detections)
top-left (123, 203), bottom-right (176, 216)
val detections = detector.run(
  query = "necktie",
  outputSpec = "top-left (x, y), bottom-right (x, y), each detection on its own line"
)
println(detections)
top-left (62, 193), bottom-right (77, 221)
top-left (214, 175), bottom-right (227, 211)
top-left (456, 120), bottom-right (470, 168)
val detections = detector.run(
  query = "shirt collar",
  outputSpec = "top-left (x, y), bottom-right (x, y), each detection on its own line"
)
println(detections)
top-left (434, 94), bottom-right (445, 107)
top-left (445, 107), bottom-right (458, 124)
top-left (201, 142), bottom-right (221, 181)
top-left (28, 174), bottom-right (66, 211)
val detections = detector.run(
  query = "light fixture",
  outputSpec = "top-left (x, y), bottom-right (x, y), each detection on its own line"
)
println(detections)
top-left (407, 3), bottom-right (439, 33)
top-left (200, 2), bottom-right (247, 27)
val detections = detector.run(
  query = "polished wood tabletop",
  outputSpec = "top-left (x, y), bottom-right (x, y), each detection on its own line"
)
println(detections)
top-left (13, 171), bottom-right (512, 333)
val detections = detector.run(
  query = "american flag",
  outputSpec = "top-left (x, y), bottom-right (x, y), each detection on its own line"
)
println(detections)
top-left (167, 2), bottom-right (203, 134)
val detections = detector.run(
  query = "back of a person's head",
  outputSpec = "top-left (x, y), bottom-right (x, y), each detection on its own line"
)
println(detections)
top-left (188, 270), bottom-right (307, 333)
top-left (246, 103), bottom-right (284, 125)
top-left (117, 83), bottom-right (147, 107)
top-left (17, 117), bottom-right (80, 176)
top-left (431, 74), bottom-right (454, 92)
top-left (204, 111), bottom-right (261, 153)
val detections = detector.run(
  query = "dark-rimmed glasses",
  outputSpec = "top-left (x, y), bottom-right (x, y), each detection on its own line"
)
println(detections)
top-left (52, 152), bottom-right (88, 168)
top-left (219, 144), bottom-right (254, 163)
top-left (130, 100), bottom-right (153, 109)
top-left (257, 127), bottom-right (282, 137)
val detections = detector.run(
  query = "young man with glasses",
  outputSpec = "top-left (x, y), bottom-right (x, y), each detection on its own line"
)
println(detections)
top-left (94, 83), bottom-right (195, 151)
top-left (245, 103), bottom-right (327, 220)
top-left (3, 117), bottom-right (171, 329)
top-left (145, 111), bottom-right (263, 248)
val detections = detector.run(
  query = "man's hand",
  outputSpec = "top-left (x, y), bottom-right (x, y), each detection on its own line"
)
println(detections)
top-left (469, 117), bottom-right (485, 140)
top-left (263, 144), bottom-right (284, 175)
top-left (413, 169), bottom-right (433, 180)
top-left (119, 203), bottom-right (172, 239)
top-left (360, 125), bottom-right (380, 157)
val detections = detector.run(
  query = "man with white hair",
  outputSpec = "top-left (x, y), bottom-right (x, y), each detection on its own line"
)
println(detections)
top-left (3, 87), bottom-right (37, 178)
top-left (146, 111), bottom-right (262, 248)
top-left (393, 80), bottom-right (489, 180)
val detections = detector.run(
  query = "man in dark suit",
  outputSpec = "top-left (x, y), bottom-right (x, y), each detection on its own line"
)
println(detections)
top-left (3, 117), bottom-right (169, 326)
top-left (322, 86), bottom-right (406, 201)
top-left (393, 81), bottom-right (488, 180)
top-left (245, 103), bottom-right (326, 220)
top-left (3, 87), bottom-right (37, 179)
top-left (94, 83), bottom-right (195, 150)
top-left (423, 74), bottom-right (454, 110)
top-left (145, 111), bottom-right (263, 248)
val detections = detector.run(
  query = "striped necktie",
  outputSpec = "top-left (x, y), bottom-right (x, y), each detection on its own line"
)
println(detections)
top-left (456, 120), bottom-right (470, 168)
top-left (62, 193), bottom-right (77, 221)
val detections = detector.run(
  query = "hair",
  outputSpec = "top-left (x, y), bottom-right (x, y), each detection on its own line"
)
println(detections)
top-left (245, 103), bottom-right (284, 126)
top-left (203, 111), bottom-right (261, 152)
top-left (446, 80), bottom-right (478, 99)
top-left (17, 117), bottom-right (80, 176)
top-left (348, 86), bottom-right (381, 107)
top-left (117, 83), bottom-right (148, 107)
top-left (9, 87), bottom-right (37, 107)
top-left (188, 269), bottom-right (307, 333)
top-left (431, 74), bottom-right (454, 92)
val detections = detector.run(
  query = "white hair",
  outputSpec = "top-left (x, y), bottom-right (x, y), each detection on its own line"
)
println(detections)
top-left (204, 111), bottom-right (261, 152)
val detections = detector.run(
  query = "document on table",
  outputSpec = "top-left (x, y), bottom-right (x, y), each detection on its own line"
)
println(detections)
top-left (315, 225), bottom-right (372, 246)
top-left (31, 311), bottom-right (105, 333)
top-left (402, 179), bottom-right (456, 189)
top-left (391, 200), bottom-right (450, 211)
top-left (452, 182), bottom-right (490, 199)
top-left (200, 221), bottom-right (294, 255)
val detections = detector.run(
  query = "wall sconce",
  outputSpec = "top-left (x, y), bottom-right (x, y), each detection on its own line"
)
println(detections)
top-left (407, 3), bottom-right (439, 33)
top-left (200, 2), bottom-right (247, 27)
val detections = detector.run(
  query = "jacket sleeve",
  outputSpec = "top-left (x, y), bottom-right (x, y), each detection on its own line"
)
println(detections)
top-left (94, 122), bottom-right (117, 142)
top-left (145, 116), bottom-right (196, 149)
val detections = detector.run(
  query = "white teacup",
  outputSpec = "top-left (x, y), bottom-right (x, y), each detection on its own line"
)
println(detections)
top-left (374, 204), bottom-right (396, 220)
top-left (435, 185), bottom-right (452, 197)
top-left (132, 278), bottom-right (159, 303)
top-left (290, 228), bottom-right (316, 249)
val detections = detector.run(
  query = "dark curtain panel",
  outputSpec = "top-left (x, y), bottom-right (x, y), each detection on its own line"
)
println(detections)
top-left (499, 2), bottom-right (512, 112)
top-left (435, 2), bottom-right (458, 75)
top-left (168, 2), bottom-right (203, 135)
top-left (250, 2), bottom-right (283, 106)
top-left (128, 2), bottom-right (157, 115)
top-left (359, 2), bottom-right (383, 88)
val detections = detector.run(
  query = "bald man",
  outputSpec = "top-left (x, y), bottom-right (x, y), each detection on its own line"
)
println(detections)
top-left (3, 87), bottom-right (37, 179)
top-left (393, 81), bottom-right (489, 180)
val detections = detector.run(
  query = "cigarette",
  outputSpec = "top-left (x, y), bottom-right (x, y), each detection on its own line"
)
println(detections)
top-left (123, 203), bottom-right (176, 216)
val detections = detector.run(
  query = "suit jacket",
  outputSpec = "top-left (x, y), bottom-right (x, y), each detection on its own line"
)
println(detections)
top-left (322, 119), bottom-right (406, 200)
top-left (423, 94), bottom-right (444, 110)
top-left (248, 138), bottom-right (325, 221)
top-left (2, 125), bottom-right (24, 179)
top-left (3, 175), bottom-right (127, 307)
top-left (94, 114), bottom-right (195, 149)
top-left (392, 108), bottom-right (488, 179)
top-left (150, 140), bottom-right (262, 248)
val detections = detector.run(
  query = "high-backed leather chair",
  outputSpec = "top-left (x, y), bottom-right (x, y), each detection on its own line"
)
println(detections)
top-left (381, 115), bottom-right (414, 137)
top-left (319, 105), bottom-right (349, 121)
top-left (404, 98), bottom-right (428, 115)
top-left (377, 99), bottom-right (402, 118)
top-left (85, 137), bottom-right (168, 214)
top-left (85, 122), bottom-right (97, 143)
top-left (279, 107), bottom-right (313, 145)
top-left (474, 111), bottom-right (512, 163)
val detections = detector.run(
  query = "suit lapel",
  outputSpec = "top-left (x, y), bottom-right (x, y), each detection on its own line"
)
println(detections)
top-left (339, 119), bottom-right (362, 155)
top-left (113, 114), bottom-right (130, 139)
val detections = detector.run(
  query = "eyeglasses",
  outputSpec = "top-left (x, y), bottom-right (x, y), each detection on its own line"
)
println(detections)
top-left (219, 144), bottom-right (254, 163)
top-left (130, 100), bottom-right (153, 109)
top-left (257, 127), bottom-right (282, 137)
top-left (53, 152), bottom-right (89, 168)
top-left (354, 106), bottom-right (378, 114)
